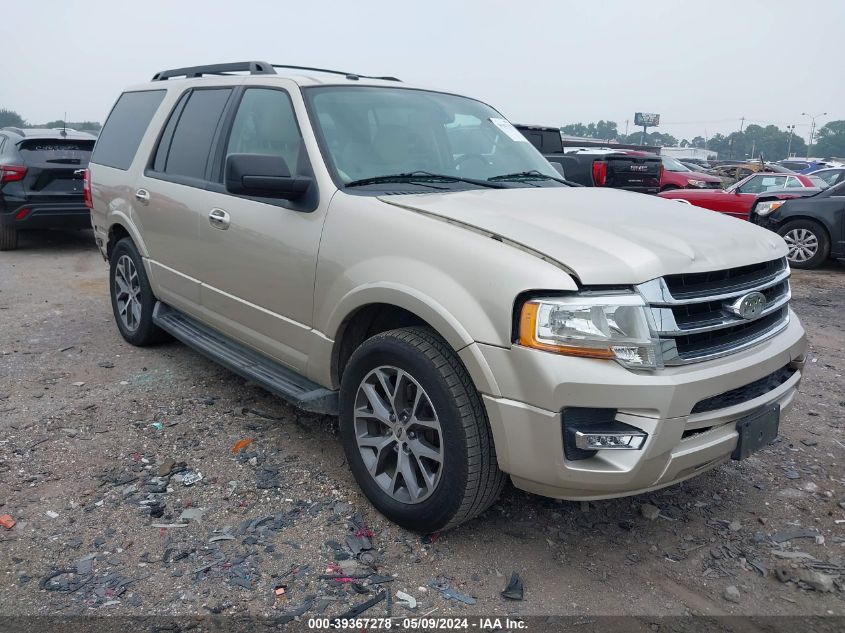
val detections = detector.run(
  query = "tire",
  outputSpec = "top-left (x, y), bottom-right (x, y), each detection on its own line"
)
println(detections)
top-left (778, 219), bottom-right (830, 269)
top-left (0, 225), bottom-right (18, 251)
top-left (109, 238), bottom-right (169, 345)
top-left (339, 327), bottom-right (505, 532)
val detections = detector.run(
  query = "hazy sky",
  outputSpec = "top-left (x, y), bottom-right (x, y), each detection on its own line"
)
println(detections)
top-left (2, 0), bottom-right (841, 143)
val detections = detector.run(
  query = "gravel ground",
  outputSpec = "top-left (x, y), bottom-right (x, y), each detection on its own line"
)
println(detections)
top-left (1, 229), bottom-right (844, 622)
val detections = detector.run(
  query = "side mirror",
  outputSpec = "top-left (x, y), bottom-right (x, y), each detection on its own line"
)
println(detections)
top-left (225, 154), bottom-right (311, 200)
top-left (550, 161), bottom-right (566, 178)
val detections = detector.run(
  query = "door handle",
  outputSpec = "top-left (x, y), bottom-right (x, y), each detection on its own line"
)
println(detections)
top-left (135, 189), bottom-right (150, 203)
top-left (208, 208), bottom-right (230, 230)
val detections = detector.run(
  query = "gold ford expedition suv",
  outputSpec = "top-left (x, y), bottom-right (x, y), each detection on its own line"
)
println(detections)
top-left (87, 61), bottom-right (807, 532)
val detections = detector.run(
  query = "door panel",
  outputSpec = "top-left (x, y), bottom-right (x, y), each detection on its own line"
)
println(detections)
top-left (198, 87), bottom-right (325, 372)
top-left (138, 88), bottom-right (233, 312)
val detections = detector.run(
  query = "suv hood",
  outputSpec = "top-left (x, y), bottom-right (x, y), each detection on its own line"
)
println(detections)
top-left (378, 187), bottom-right (787, 285)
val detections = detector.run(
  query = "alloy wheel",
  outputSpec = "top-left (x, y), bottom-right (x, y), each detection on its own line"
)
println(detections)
top-left (353, 365), bottom-right (444, 504)
top-left (114, 254), bottom-right (142, 332)
top-left (783, 228), bottom-right (818, 263)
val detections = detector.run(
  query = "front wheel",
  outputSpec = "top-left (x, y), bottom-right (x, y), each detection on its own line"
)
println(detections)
top-left (778, 219), bottom-right (830, 269)
top-left (339, 327), bottom-right (505, 532)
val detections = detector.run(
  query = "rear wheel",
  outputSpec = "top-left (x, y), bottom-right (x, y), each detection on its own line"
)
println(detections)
top-left (109, 238), bottom-right (169, 345)
top-left (339, 327), bottom-right (505, 532)
top-left (778, 219), bottom-right (830, 269)
top-left (0, 226), bottom-right (18, 251)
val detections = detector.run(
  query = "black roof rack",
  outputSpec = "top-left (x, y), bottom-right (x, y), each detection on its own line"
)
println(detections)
top-left (271, 64), bottom-right (401, 82)
top-left (152, 61), bottom-right (276, 81)
top-left (150, 61), bottom-right (401, 82)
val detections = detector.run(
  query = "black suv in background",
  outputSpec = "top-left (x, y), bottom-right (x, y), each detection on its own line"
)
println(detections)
top-left (0, 127), bottom-right (96, 250)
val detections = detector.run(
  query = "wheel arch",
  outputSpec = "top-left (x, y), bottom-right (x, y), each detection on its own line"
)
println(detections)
top-left (318, 285), bottom-right (497, 395)
top-left (105, 217), bottom-right (149, 260)
top-left (777, 214), bottom-right (833, 241)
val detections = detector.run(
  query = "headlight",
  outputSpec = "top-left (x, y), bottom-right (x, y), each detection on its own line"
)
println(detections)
top-left (518, 294), bottom-right (661, 369)
top-left (687, 179), bottom-right (707, 187)
top-left (755, 200), bottom-right (785, 216)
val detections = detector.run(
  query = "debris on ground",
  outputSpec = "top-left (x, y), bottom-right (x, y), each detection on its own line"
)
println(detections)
top-left (797, 571), bottom-right (835, 593)
top-left (335, 591), bottom-right (387, 619)
top-left (0, 514), bottom-right (15, 529)
top-left (640, 504), bottom-right (660, 520)
top-left (770, 528), bottom-right (821, 543)
top-left (396, 590), bottom-right (417, 609)
top-left (723, 585), bottom-right (741, 603)
top-left (180, 470), bottom-right (203, 486)
top-left (429, 581), bottom-right (476, 605)
top-left (178, 507), bottom-right (207, 523)
top-left (501, 572), bottom-right (524, 601)
top-left (232, 438), bottom-right (254, 454)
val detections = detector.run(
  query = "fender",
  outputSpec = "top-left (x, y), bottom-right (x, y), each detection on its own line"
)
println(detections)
top-left (307, 281), bottom-right (504, 395)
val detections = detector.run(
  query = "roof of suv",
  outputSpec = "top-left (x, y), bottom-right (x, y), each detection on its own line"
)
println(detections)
top-left (138, 61), bottom-right (407, 90)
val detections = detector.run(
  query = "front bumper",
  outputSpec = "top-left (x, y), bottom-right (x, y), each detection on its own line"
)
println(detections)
top-left (474, 312), bottom-right (807, 500)
top-left (1, 203), bottom-right (90, 230)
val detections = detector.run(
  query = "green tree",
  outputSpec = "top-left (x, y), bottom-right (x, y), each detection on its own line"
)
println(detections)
top-left (0, 108), bottom-right (26, 128)
top-left (813, 120), bottom-right (845, 158)
top-left (620, 131), bottom-right (677, 147)
top-left (690, 136), bottom-right (706, 149)
top-left (561, 123), bottom-right (589, 137)
top-left (43, 119), bottom-right (101, 132)
top-left (561, 120), bottom-right (619, 140)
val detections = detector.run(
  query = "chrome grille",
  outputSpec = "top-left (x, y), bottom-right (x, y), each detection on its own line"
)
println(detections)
top-left (638, 257), bottom-right (791, 365)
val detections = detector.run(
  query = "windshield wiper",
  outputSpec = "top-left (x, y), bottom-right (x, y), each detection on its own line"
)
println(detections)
top-left (345, 171), bottom-right (505, 189)
top-left (488, 170), bottom-right (576, 186)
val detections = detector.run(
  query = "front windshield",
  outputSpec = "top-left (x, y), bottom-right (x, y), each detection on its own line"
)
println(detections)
top-left (306, 86), bottom-right (560, 187)
top-left (662, 156), bottom-right (691, 172)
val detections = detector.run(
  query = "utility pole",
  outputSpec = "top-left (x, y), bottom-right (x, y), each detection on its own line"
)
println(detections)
top-left (624, 120), bottom-right (629, 137)
top-left (802, 111), bottom-right (827, 159)
top-left (786, 124), bottom-right (795, 158)
top-left (739, 117), bottom-right (745, 134)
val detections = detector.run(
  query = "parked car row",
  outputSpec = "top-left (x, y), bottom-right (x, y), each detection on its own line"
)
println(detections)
top-left (512, 126), bottom-right (841, 269)
top-left (659, 172), bottom-right (825, 220)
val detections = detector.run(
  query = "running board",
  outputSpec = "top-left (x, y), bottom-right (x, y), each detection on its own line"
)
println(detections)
top-left (152, 302), bottom-right (338, 415)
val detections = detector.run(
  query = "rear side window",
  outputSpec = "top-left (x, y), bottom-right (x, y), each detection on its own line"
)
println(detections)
top-left (19, 139), bottom-right (94, 166)
top-left (156, 88), bottom-right (231, 180)
top-left (92, 90), bottom-right (165, 170)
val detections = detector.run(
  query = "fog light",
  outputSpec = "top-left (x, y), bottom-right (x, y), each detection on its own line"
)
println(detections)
top-left (562, 407), bottom-right (649, 460)
top-left (574, 431), bottom-right (646, 450)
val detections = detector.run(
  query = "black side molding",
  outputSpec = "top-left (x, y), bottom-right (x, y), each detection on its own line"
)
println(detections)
top-left (152, 302), bottom-right (338, 415)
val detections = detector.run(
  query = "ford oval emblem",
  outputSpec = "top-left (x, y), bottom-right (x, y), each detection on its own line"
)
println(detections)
top-left (727, 291), bottom-right (767, 320)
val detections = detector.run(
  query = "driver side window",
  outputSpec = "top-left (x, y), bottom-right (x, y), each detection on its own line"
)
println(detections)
top-left (226, 88), bottom-right (302, 177)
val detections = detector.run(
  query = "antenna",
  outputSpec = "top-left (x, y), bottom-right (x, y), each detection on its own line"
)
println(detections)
top-left (61, 112), bottom-right (67, 137)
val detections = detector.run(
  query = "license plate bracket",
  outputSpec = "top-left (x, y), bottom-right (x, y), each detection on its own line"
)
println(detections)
top-left (731, 404), bottom-right (780, 460)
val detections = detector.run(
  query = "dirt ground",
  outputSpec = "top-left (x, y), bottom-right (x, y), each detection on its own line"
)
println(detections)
top-left (1, 229), bottom-right (843, 623)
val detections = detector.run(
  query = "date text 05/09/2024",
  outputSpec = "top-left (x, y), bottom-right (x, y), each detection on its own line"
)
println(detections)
top-left (306, 617), bottom-right (528, 630)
